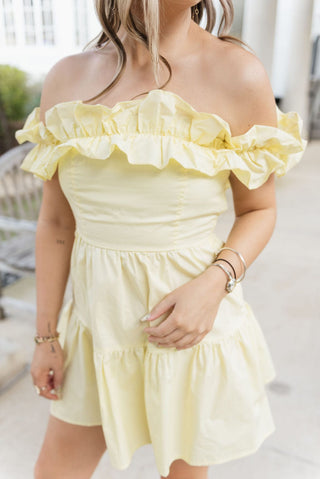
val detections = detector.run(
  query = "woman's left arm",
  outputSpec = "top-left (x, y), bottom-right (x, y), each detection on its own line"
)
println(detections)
top-left (142, 175), bottom-right (277, 351)
top-left (142, 52), bottom-right (279, 350)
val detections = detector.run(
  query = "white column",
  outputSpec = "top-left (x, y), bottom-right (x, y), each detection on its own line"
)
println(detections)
top-left (279, 0), bottom-right (315, 135)
top-left (87, 4), bottom-right (101, 40)
top-left (242, 0), bottom-right (278, 78)
top-left (0, 7), bottom-right (4, 48)
top-left (33, 0), bottom-right (43, 46)
top-left (12, 0), bottom-right (25, 47)
top-left (53, 0), bottom-right (76, 54)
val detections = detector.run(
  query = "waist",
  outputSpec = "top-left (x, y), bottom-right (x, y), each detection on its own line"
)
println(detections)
top-left (74, 227), bottom-right (224, 253)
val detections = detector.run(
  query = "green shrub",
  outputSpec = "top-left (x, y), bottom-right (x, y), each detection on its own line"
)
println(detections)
top-left (0, 64), bottom-right (43, 153)
top-left (0, 64), bottom-right (29, 121)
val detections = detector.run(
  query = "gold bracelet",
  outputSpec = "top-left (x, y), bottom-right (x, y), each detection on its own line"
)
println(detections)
top-left (34, 333), bottom-right (60, 344)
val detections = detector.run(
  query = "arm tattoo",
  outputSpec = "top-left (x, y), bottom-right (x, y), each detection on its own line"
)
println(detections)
top-left (48, 323), bottom-right (57, 352)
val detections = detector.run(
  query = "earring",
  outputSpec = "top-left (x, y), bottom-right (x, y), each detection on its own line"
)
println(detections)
top-left (192, 5), bottom-right (199, 21)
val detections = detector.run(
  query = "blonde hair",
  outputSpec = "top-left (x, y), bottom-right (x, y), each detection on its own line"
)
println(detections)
top-left (83, 0), bottom-right (253, 103)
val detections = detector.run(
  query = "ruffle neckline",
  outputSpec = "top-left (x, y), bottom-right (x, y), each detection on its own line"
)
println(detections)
top-left (15, 88), bottom-right (307, 189)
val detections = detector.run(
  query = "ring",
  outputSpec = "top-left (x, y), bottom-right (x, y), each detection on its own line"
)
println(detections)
top-left (34, 385), bottom-right (40, 395)
top-left (34, 385), bottom-right (47, 394)
top-left (49, 369), bottom-right (54, 376)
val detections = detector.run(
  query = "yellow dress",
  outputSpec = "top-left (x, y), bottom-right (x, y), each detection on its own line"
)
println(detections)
top-left (15, 89), bottom-right (307, 477)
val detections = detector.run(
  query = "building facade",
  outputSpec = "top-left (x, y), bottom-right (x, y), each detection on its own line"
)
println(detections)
top-left (0, 0), bottom-right (316, 136)
top-left (0, 0), bottom-right (100, 78)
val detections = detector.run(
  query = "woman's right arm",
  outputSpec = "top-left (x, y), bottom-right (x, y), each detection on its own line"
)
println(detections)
top-left (31, 58), bottom-right (77, 400)
top-left (35, 173), bottom-right (75, 337)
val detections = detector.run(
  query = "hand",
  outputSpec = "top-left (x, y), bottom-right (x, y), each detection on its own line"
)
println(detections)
top-left (31, 339), bottom-right (64, 400)
top-left (143, 266), bottom-right (228, 350)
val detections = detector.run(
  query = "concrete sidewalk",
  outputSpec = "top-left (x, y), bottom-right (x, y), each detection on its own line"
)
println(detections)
top-left (0, 141), bottom-right (319, 479)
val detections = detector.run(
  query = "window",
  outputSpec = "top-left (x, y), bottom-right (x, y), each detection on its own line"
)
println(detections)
top-left (2, 0), bottom-right (16, 45)
top-left (74, 0), bottom-right (89, 47)
top-left (40, 0), bottom-right (54, 45)
top-left (23, 0), bottom-right (36, 45)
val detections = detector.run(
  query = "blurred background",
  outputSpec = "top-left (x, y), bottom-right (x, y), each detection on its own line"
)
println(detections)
top-left (0, 1), bottom-right (319, 478)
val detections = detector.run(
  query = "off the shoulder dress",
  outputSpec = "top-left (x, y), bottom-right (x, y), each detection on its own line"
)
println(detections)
top-left (15, 89), bottom-right (307, 477)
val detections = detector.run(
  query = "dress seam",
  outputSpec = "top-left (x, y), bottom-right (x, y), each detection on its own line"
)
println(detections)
top-left (92, 320), bottom-right (248, 357)
top-left (69, 303), bottom-right (93, 338)
top-left (172, 168), bottom-right (189, 246)
top-left (74, 228), bottom-right (223, 253)
top-left (71, 156), bottom-right (88, 236)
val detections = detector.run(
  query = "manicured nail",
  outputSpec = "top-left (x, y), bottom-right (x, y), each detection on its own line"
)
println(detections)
top-left (140, 313), bottom-right (151, 322)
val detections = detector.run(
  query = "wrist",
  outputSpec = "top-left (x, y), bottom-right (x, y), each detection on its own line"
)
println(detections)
top-left (202, 264), bottom-right (230, 299)
top-left (34, 333), bottom-right (60, 345)
top-left (35, 330), bottom-right (59, 337)
top-left (36, 320), bottom-right (59, 337)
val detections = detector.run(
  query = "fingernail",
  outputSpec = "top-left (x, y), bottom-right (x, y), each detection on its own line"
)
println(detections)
top-left (140, 313), bottom-right (151, 322)
top-left (50, 388), bottom-right (56, 394)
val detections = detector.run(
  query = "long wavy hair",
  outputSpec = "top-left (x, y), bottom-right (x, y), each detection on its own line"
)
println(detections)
top-left (83, 0), bottom-right (254, 103)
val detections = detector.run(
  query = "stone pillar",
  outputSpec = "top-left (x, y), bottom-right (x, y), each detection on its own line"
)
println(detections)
top-left (241, 0), bottom-right (278, 77)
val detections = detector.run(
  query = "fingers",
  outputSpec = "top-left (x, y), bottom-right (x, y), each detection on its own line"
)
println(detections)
top-left (141, 293), bottom-right (175, 324)
top-left (147, 318), bottom-right (209, 349)
top-left (143, 308), bottom-right (180, 337)
top-left (149, 331), bottom-right (194, 349)
top-left (33, 381), bottom-right (59, 400)
top-left (157, 332), bottom-right (206, 350)
top-left (174, 332), bottom-right (207, 350)
top-left (32, 368), bottom-right (61, 400)
top-left (53, 367), bottom-right (64, 395)
top-left (148, 328), bottom-right (184, 346)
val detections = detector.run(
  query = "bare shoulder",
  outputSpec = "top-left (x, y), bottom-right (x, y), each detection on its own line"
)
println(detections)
top-left (39, 50), bottom-right (100, 123)
top-left (226, 42), bottom-right (277, 131)
top-left (204, 36), bottom-right (278, 135)
top-left (207, 40), bottom-right (277, 208)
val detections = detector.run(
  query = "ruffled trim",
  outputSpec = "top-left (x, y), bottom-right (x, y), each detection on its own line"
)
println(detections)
top-left (93, 301), bottom-right (276, 476)
top-left (52, 296), bottom-right (277, 477)
top-left (224, 108), bottom-right (307, 189)
top-left (48, 284), bottom-right (277, 477)
top-left (49, 299), bottom-right (102, 426)
top-left (15, 89), bottom-right (307, 187)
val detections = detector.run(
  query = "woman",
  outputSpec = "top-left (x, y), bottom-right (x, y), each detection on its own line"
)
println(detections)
top-left (15, 1), bottom-right (307, 478)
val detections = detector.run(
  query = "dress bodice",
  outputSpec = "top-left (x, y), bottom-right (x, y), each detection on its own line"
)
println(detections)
top-left (15, 89), bottom-right (307, 250)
